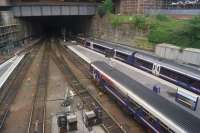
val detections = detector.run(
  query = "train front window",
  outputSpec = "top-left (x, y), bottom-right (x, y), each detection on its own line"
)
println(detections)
top-left (116, 52), bottom-right (128, 60)
top-left (86, 42), bottom-right (90, 47)
top-left (135, 58), bottom-right (153, 70)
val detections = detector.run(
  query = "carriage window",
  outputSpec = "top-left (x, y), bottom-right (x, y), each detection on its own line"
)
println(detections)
top-left (160, 67), bottom-right (198, 87)
top-left (116, 52), bottom-right (128, 60)
top-left (135, 58), bottom-right (153, 70)
top-left (191, 80), bottom-right (200, 90)
top-left (176, 73), bottom-right (191, 84)
top-left (160, 67), bottom-right (177, 79)
top-left (93, 44), bottom-right (106, 52)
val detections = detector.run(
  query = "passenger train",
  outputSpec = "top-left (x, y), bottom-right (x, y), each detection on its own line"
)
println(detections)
top-left (77, 37), bottom-right (200, 96)
top-left (90, 61), bottom-right (200, 133)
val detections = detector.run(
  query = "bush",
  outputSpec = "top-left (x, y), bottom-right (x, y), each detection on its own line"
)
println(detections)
top-left (97, 0), bottom-right (113, 17)
top-left (148, 27), bottom-right (172, 43)
top-left (97, 5), bottom-right (106, 17)
top-left (133, 16), bottom-right (147, 30)
top-left (111, 17), bottom-right (121, 28)
top-left (156, 14), bottom-right (169, 21)
top-left (103, 0), bottom-right (113, 13)
top-left (170, 16), bottom-right (200, 48)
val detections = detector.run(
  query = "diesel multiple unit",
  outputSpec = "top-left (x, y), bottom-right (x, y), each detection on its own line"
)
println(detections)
top-left (90, 61), bottom-right (200, 133)
top-left (77, 37), bottom-right (200, 97)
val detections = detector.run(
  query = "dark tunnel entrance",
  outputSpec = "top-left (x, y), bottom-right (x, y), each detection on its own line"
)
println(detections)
top-left (20, 16), bottom-right (93, 38)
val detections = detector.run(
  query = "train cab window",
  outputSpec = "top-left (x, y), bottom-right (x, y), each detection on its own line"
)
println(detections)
top-left (135, 58), bottom-right (153, 70)
top-left (116, 51), bottom-right (128, 61)
top-left (86, 42), bottom-right (90, 47)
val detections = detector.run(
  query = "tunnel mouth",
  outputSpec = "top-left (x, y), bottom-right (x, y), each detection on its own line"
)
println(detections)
top-left (21, 15), bottom-right (93, 38)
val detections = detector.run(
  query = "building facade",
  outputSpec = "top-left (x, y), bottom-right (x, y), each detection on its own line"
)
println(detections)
top-left (113, 0), bottom-right (163, 15)
top-left (113, 0), bottom-right (200, 15)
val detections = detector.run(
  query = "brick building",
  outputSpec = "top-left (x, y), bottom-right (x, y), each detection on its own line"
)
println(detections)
top-left (113, 0), bottom-right (163, 15)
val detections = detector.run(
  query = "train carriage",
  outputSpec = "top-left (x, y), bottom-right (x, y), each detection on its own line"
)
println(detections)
top-left (132, 52), bottom-right (200, 95)
top-left (78, 37), bottom-right (200, 95)
top-left (90, 61), bottom-right (200, 133)
top-left (158, 61), bottom-right (200, 95)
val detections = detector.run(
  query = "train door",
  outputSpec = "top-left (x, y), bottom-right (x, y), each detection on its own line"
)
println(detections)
top-left (90, 42), bottom-right (94, 49)
top-left (152, 64), bottom-right (157, 75)
top-left (113, 50), bottom-right (117, 58)
top-left (152, 64), bottom-right (161, 76)
top-left (156, 65), bottom-right (161, 76)
top-left (93, 70), bottom-right (100, 82)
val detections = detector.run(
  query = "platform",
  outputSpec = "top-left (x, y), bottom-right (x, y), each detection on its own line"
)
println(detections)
top-left (0, 54), bottom-right (25, 89)
top-left (67, 44), bottom-right (200, 119)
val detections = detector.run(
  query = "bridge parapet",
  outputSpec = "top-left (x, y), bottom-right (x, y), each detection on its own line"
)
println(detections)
top-left (12, 2), bottom-right (99, 17)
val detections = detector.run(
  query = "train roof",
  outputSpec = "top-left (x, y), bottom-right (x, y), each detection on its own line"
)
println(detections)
top-left (92, 61), bottom-right (200, 133)
top-left (92, 39), bottom-right (135, 55)
top-left (135, 53), bottom-right (200, 80)
top-left (87, 38), bottom-right (200, 79)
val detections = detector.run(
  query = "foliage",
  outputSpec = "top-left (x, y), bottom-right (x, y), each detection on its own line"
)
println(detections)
top-left (168, 16), bottom-right (200, 48)
top-left (133, 16), bottom-right (147, 30)
top-left (103, 0), bottom-right (113, 13)
top-left (97, 0), bottom-right (113, 17)
top-left (97, 5), bottom-right (106, 17)
top-left (107, 14), bottom-right (200, 48)
top-left (148, 17), bottom-right (185, 44)
top-left (156, 14), bottom-right (169, 21)
top-left (110, 16), bottom-right (121, 28)
top-left (109, 15), bottom-right (135, 27)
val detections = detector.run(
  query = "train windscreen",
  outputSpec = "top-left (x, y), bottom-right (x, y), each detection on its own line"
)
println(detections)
top-left (86, 42), bottom-right (90, 47)
top-left (176, 94), bottom-right (197, 110)
top-left (176, 89), bottom-right (198, 111)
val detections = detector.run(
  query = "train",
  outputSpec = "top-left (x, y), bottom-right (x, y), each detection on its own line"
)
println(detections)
top-left (76, 37), bottom-right (200, 96)
top-left (90, 61), bottom-right (200, 133)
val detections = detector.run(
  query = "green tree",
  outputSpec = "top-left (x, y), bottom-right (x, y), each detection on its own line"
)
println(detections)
top-left (103, 0), bottom-right (113, 13)
top-left (187, 16), bottom-right (200, 44)
top-left (97, 0), bottom-right (113, 17)
top-left (170, 16), bottom-right (200, 48)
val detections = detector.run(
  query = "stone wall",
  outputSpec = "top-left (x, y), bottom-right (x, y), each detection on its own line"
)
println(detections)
top-left (156, 43), bottom-right (200, 66)
top-left (0, 10), bottom-right (35, 53)
top-left (90, 15), bottom-right (136, 46)
top-left (89, 15), bottom-right (153, 50)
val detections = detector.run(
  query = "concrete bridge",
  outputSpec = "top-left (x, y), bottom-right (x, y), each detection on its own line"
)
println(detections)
top-left (11, 2), bottom-right (99, 17)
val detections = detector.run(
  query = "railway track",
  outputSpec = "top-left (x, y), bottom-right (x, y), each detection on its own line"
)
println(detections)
top-left (50, 39), bottom-right (124, 133)
top-left (59, 42), bottom-right (91, 79)
top-left (0, 43), bottom-right (41, 130)
top-left (27, 41), bottom-right (49, 133)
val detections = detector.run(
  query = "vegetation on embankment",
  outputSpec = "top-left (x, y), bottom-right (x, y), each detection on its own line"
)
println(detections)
top-left (107, 14), bottom-right (200, 49)
top-left (95, 0), bottom-right (200, 49)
